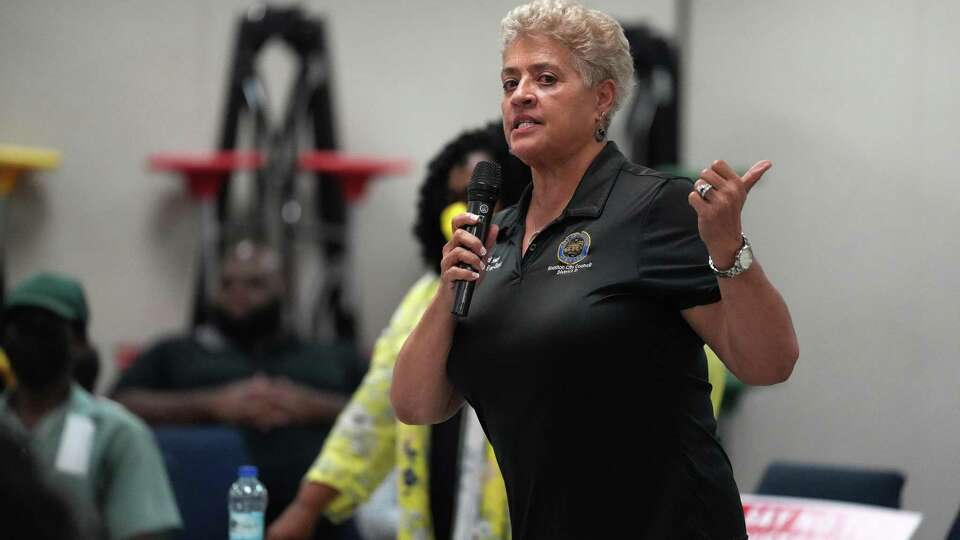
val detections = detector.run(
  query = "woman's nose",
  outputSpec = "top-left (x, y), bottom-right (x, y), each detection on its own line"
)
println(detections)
top-left (510, 79), bottom-right (536, 107)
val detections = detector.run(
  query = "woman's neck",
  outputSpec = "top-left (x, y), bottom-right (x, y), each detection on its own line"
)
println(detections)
top-left (526, 140), bottom-right (605, 232)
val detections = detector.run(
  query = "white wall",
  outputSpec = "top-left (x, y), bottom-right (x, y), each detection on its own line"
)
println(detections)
top-left (684, 1), bottom-right (960, 538)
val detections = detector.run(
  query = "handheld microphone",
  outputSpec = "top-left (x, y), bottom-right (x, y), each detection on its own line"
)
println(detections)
top-left (452, 161), bottom-right (502, 318)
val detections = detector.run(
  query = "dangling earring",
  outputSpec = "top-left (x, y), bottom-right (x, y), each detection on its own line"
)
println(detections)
top-left (594, 111), bottom-right (607, 142)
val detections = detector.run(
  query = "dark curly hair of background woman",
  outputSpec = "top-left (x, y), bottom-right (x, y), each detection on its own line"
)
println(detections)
top-left (413, 121), bottom-right (532, 272)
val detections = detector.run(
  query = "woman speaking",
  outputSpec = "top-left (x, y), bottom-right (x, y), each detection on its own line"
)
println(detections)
top-left (392, 1), bottom-right (799, 538)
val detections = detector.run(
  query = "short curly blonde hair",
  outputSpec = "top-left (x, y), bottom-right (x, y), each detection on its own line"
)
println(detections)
top-left (501, 0), bottom-right (634, 127)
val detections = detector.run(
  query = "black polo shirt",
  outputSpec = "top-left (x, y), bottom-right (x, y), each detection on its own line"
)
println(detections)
top-left (447, 143), bottom-right (747, 539)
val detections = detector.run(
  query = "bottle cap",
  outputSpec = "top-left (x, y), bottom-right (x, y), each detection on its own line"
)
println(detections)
top-left (238, 465), bottom-right (258, 478)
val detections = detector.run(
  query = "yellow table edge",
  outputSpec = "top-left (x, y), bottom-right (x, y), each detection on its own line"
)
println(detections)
top-left (0, 145), bottom-right (62, 170)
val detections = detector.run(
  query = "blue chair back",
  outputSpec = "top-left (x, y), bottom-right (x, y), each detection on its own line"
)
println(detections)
top-left (154, 426), bottom-right (252, 540)
top-left (755, 461), bottom-right (905, 509)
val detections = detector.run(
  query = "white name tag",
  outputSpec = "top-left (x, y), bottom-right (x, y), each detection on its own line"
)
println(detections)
top-left (54, 413), bottom-right (95, 476)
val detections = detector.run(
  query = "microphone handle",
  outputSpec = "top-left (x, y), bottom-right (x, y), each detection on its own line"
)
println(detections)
top-left (452, 200), bottom-right (494, 317)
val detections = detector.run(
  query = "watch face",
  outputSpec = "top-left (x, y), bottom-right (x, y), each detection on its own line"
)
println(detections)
top-left (740, 245), bottom-right (754, 270)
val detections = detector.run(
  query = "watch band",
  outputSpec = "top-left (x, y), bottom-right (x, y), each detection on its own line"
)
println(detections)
top-left (709, 234), bottom-right (751, 278)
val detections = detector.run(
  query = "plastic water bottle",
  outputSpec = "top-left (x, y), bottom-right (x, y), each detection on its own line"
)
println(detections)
top-left (229, 465), bottom-right (268, 540)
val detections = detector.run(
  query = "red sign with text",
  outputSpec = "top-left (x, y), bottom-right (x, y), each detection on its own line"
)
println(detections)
top-left (741, 494), bottom-right (921, 540)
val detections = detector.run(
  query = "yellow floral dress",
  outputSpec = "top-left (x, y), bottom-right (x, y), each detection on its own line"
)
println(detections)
top-left (305, 273), bottom-right (510, 540)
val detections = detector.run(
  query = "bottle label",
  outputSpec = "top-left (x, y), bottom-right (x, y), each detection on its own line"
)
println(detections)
top-left (229, 511), bottom-right (264, 540)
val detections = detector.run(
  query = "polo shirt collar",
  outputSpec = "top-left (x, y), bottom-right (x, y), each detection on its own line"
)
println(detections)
top-left (498, 141), bottom-right (627, 237)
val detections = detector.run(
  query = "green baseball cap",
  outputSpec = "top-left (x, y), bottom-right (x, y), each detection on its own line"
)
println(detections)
top-left (5, 272), bottom-right (89, 323)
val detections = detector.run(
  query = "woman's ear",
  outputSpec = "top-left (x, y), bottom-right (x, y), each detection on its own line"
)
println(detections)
top-left (596, 79), bottom-right (616, 113)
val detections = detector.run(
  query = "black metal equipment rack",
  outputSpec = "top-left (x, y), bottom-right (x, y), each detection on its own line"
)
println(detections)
top-left (195, 4), bottom-right (355, 344)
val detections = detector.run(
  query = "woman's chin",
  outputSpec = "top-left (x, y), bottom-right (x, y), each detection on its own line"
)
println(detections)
top-left (508, 138), bottom-right (541, 165)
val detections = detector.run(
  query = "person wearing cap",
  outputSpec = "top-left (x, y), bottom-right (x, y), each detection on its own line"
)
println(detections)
top-left (0, 272), bottom-right (182, 540)
top-left (0, 272), bottom-right (100, 392)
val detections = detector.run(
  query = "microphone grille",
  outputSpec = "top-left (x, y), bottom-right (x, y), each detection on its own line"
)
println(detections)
top-left (467, 161), bottom-right (502, 203)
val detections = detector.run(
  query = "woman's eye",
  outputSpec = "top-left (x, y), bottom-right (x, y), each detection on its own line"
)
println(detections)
top-left (502, 79), bottom-right (518, 91)
top-left (538, 74), bottom-right (557, 85)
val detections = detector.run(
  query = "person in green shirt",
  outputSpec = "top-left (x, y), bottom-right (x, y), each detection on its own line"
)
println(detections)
top-left (0, 273), bottom-right (182, 540)
top-left (112, 240), bottom-right (361, 537)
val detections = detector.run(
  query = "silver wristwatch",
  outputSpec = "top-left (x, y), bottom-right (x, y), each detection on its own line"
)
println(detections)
top-left (709, 234), bottom-right (753, 278)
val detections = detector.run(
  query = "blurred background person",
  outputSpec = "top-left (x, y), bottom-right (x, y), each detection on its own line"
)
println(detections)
top-left (0, 272), bottom-right (182, 540)
top-left (267, 121), bottom-right (531, 540)
top-left (111, 240), bottom-right (361, 537)
top-left (0, 272), bottom-right (100, 393)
